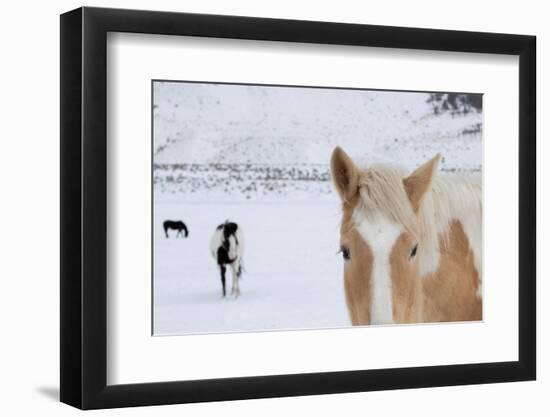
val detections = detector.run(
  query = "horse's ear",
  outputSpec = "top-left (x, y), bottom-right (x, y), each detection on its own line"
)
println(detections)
top-left (403, 153), bottom-right (441, 212)
top-left (331, 147), bottom-right (361, 203)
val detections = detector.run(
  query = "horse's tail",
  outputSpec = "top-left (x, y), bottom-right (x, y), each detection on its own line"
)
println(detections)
top-left (183, 223), bottom-right (189, 238)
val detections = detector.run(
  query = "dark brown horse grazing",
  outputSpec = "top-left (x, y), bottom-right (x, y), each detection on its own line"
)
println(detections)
top-left (163, 220), bottom-right (189, 238)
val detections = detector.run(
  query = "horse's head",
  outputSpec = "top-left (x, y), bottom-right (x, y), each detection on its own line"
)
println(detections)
top-left (330, 147), bottom-right (441, 325)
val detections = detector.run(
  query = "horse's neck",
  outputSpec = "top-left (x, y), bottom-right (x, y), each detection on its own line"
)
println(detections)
top-left (417, 173), bottom-right (482, 278)
top-left (418, 174), bottom-right (483, 322)
top-left (434, 173), bottom-right (482, 228)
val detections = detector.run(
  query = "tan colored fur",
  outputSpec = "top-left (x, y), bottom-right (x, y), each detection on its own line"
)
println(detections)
top-left (421, 221), bottom-right (482, 322)
top-left (343, 229), bottom-right (374, 325)
top-left (389, 231), bottom-right (423, 323)
top-left (403, 154), bottom-right (441, 213)
top-left (331, 147), bottom-right (482, 325)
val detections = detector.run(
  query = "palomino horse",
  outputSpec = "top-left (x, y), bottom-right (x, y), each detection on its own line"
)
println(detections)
top-left (330, 147), bottom-right (482, 325)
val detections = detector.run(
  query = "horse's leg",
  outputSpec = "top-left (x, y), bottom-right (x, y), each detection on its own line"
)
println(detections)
top-left (164, 226), bottom-right (169, 238)
top-left (231, 262), bottom-right (240, 298)
top-left (220, 264), bottom-right (227, 298)
top-left (237, 261), bottom-right (241, 297)
top-left (230, 263), bottom-right (236, 295)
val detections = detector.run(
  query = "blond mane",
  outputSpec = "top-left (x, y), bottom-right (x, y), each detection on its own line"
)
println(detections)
top-left (355, 164), bottom-right (482, 277)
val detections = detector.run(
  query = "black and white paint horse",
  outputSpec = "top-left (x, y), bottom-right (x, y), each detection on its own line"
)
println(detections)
top-left (210, 221), bottom-right (244, 298)
top-left (163, 220), bottom-right (189, 238)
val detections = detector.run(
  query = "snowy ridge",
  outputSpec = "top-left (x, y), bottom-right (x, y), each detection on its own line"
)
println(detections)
top-left (153, 81), bottom-right (482, 202)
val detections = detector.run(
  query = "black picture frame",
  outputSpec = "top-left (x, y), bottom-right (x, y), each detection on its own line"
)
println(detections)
top-left (60, 6), bottom-right (536, 410)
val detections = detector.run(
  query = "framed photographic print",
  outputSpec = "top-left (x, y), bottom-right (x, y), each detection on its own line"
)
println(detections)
top-left (60, 6), bottom-right (536, 409)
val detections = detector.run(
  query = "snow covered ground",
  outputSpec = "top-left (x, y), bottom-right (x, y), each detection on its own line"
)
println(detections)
top-left (153, 201), bottom-right (349, 335)
top-left (152, 81), bottom-right (483, 336)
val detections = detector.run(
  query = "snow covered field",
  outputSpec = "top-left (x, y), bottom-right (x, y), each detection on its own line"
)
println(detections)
top-left (152, 81), bottom-right (483, 336)
top-left (153, 201), bottom-right (349, 335)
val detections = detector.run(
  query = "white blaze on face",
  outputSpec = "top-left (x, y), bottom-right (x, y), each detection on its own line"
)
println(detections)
top-left (353, 209), bottom-right (403, 325)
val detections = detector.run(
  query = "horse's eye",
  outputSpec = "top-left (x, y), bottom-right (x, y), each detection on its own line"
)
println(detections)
top-left (410, 243), bottom-right (418, 259)
top-left (341, 246), bottom-right (351, 260)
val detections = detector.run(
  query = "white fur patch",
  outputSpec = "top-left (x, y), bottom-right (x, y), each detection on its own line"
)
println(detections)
top-left (461, 214), bottom-right (482, 298)
top-left (353, 209), bottom-right (403, 325)
top-left (433, 175), bottom-right (482, 297)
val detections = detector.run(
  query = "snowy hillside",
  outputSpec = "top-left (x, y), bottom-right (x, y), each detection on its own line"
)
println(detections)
top-left (153, 81), bottom-right (482, 202)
